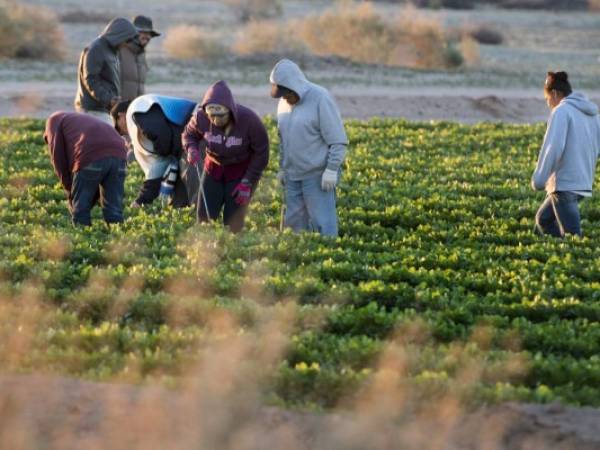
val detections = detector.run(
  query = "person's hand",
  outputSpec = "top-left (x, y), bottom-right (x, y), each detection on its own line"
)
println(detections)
top-left (130, 200), bottom-right (141, 209)
top-left (321, 169), bottom-right (338, 192)
top-left (276, 170), bottom-right (286, 186)
top-left (187, 147), bottom-right (201, 165)
top-left (232, 179), bottom-right (252, 206)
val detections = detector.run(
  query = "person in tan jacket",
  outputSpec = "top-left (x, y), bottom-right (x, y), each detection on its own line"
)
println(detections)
top-left (119, 15), bottom-right (160, 101)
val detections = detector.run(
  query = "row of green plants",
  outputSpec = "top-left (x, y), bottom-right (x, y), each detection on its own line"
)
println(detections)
top-left (1, 117), bottom-right (600, 408)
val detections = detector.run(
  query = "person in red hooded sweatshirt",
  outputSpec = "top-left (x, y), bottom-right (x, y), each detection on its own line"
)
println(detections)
top-left (182, 80), bottom-right (269, 232)
top-left (44, 111), bottom-right (128, 226)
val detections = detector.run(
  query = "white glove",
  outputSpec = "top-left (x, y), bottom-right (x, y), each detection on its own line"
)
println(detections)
top-left (277, 170), bottom-right (286, 186)
top-left (321, 169), bottom-right (338, 192)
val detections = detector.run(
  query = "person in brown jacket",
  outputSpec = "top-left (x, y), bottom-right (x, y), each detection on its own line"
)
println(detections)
top-left (119, 16), bottom-right (160, 101)
top-left (44, 112), bottom-right (128, 226)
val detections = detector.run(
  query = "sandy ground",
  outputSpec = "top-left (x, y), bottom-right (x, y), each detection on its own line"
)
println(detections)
top-left (1, 374), bottom-right (599, 450)
top-left (4, 80), bottom-right (598, 123)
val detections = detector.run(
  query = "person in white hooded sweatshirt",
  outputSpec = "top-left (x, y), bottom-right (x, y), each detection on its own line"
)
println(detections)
top-left (270, 59), bottom-right (348, 237)
top-left (532, 71), bottom-right (600, 237)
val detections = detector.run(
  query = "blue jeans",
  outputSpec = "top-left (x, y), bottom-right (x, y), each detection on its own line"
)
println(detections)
top-left (535, 191), bottom-right (583, 237)
top-left (285, 175), bottom-right (338, 237)
top-left (71, 157), bottom-right (126, 226)
top-left (197, 175), bottom-right (248, 233)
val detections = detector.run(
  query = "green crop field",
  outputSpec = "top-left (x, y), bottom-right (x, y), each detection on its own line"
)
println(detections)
top-left (2, 117), bottom-right (600, 409)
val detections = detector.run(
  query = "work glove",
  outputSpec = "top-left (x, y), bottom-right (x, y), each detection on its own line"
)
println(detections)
top-left (187, 146), bottom-right (201, 165)
top-left (321, 169), bottom-right (338, 192)
top-left (232, 179), bottom-right (252, 206)
top-left (276, 170), bottom-right (286, 186)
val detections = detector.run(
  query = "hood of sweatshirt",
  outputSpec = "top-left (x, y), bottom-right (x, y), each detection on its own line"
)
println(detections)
top-left (101, 18), bottom-right (138, 48)
top-left (269, 59), bottom-right (310, 99)
top-left (201, 80), bottom-right (238, 122)
top-left (562, 92), bottom-right (599, 116)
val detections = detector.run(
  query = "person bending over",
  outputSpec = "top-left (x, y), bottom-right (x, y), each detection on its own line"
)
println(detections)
top-left (44, 112), bottom-right (127, 226)
top-left (182, 80), bottom-right (269, 233)
top-left (112, 95), bottom-right (197, 208)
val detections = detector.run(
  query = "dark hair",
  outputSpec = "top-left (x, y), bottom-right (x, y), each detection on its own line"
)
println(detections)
top-left (545, 71), bottom-right (572, 97)
top-left (110, 100), bottom-right (132, 123)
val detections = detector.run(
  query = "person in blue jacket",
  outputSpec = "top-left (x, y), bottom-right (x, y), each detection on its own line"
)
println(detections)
top-left (112, 95), bottom-right (199, 208)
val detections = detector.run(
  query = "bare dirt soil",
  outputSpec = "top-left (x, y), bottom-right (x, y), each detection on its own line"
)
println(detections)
top-left (4, 80), bottom-right (596, 124)
top-left (1, 375), bottom-right (599, 450)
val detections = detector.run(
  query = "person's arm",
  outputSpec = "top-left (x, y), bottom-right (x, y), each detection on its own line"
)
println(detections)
top-left (318, 94), bottom-right (348, 172)
top-left (82, 46), bottom-right (117, 109)
top-left (531, 108), bottom-right (568, 191)
top-left (243, 113), bottom-right (270, 185)
top-left (182, 111), bottom-right (205, 163)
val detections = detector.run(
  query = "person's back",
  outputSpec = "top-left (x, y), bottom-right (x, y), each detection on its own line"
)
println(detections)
top-left (45, 112), bottom-right (128, 226)
top-left (75, 18), bottom-right (137, 121)
top-left (61, 113), bottom-right (127, 171)
top-left (543, 94), bottom-right (600, 194)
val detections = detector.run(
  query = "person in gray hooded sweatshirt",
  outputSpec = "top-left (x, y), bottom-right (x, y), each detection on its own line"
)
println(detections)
top-left (75, 18), bottom-right (138, 124)
top-left (532, 71), bottom-right (600, 237)
top-left (270, 59), bottom-right (348, 237)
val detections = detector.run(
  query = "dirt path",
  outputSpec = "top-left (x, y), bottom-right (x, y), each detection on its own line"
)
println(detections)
top-left (1, 374), bottom-right (599, 450)
top-left (4, 81), bottom-right (597, 124)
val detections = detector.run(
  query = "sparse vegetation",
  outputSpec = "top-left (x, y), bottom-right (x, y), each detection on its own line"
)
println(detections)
top-left (224, 0), bottom-right (283, 23)
top-left (293, 3), bottom-right (466, 69)
top-left (0, 0), bottom-right (64, 60)
top-left (163, 25), bottom-right (228, 61)
top-left (233, 20), bottom-right (305, 56)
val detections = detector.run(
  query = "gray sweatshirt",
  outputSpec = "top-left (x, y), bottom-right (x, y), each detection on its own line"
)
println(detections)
top-left (270, 59), bottom-right (348, 181)
top-left (532, 92), bottom-right (600, 195)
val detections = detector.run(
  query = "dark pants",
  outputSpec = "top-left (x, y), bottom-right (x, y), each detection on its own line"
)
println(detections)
top-left (535, 191), bottom-right (583, 237)
top-left (71, 157), bottom-right (126, 226)
top-left (197, 174), bottom-right (247, 233)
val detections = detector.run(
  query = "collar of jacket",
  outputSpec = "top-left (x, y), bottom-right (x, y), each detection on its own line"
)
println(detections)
top-left (126, 40), bottom-right (145, 54)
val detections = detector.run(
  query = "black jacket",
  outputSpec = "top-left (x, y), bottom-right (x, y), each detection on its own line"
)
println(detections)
top-left (74, 18), bottom-right (137, 112)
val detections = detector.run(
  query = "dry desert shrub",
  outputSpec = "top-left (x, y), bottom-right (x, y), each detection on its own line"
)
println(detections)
top-left (0, 0), bottom-right (64, 60)
top-left (295, 3), bottom-right (395, 66)
top-left (293, 3), bottom-right (465, 69)
top-left (460, 35), bottom-right (480, 66)
top-left (233, 20), bottom-right (306, 56)
top-left (163, 25), bottom-right (228, 61)
top-left (588, 0), bottom-right (600, 9)
top-left (224, 0), bottom-right (283, 23)
top-left (392, 10), bottom-right (456, 68)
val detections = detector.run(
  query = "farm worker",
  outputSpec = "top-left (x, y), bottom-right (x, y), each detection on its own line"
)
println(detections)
top-left (269, 59), bottom-right (348, 237)
top-left (75, 18), bottom-right (138, 124)
top-left (182, 80), bottom-right (269, 233)
top-left (43, 112), bottom-right (127, 226)
top-left (111, 95), bottom-right (198, 208)
top-left (119, 16), bottom-right (161, 101)
top-left (532, 71), bottom-right (600, 237)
